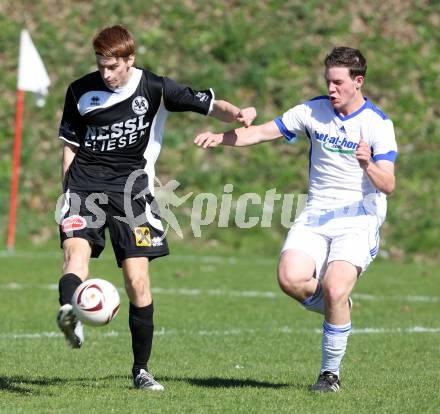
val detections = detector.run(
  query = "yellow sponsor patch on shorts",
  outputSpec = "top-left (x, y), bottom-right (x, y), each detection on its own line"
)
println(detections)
top-left (134, 227), bottom-right (151, 247)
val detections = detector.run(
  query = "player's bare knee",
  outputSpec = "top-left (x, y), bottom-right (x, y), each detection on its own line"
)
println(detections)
top-left (278, 250), bottom-right (315, 296)
top-left (125, 275), bottom-right (147, 296)
top-left (277, 267), bottom-right (292, 293)
top-left (277, 264), bottom-right (307, 297)
top-left (323, 284), bottom-right (348, 307)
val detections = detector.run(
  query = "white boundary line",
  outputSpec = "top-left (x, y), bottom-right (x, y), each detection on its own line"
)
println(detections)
top-left (2, 251), bottom-right (438, 302)
top-left (1, 251), bottom-right (438, 303)
top-left (0, 326), bottom-right (439, 341)
top-left (0, 283), bottom-right (438, 303)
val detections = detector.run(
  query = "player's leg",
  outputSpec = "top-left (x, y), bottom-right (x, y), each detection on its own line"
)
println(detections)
top-left (278, 227), bottom-right (329, 314)
top-left (121, 257), bottom-right (163, 391)
top-left (122, 257), bottom-right (153, 377)
top-left (107, 191), bottom-right (168, 391)
top-left (57, 189), bottom-right (107, 348)
top-left (310, 260), bottom-right (358, 392)
top-left (323, 260), bottom-right (358, 325)
top-left (310, 214), bottom-right (375, 392)
top-left (59, 237), bottom-right (91, 301)
top-left (57, 238), bottom-right (92, 349)
top-left (278, 249), bottom-right (317, 301)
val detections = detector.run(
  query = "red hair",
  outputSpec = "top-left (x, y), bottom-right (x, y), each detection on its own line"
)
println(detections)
top-left (93, 25), bottom-right (135, 58)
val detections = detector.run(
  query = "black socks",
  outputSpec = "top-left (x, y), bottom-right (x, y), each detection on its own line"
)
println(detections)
top-left (59, 276), bottom-right (155, 378)
top-left (129, 302), bottom-right (154, 377)
top-left (58, 273), bottom-right (83, 306)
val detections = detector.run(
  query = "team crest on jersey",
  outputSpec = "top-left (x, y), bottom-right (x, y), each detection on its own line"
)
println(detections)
top-left (132, 96), bottom-right (149, 115)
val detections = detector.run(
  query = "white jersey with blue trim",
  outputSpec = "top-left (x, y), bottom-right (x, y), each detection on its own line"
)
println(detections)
top-left (275, 96), bottom-right (397, 222)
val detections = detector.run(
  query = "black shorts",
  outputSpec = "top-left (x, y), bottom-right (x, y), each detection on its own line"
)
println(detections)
top-left (59, 189), bottom-right (169, 267)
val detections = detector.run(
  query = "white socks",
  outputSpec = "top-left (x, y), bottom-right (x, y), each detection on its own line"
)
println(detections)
top-left (301, 285), bottom-right (352, 377)
top-left (320, 320), bottom-right (351, 377)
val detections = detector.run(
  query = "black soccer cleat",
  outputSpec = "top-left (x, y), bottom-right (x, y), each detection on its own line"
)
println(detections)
top-left (309, 371), bottom-right (340, 392)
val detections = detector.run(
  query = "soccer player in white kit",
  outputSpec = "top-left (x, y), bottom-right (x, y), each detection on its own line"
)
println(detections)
top-left (194, 47), bottom-right (397, 392)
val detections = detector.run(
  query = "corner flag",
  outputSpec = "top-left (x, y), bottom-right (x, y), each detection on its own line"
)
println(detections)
top-left (7, 29), bottom-right (51, 250)
top-left (18, 29), bottom-right (51, 106)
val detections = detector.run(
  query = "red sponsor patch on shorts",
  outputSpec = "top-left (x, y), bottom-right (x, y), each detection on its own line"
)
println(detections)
top-left (62, 215), bottom-right (87, 232)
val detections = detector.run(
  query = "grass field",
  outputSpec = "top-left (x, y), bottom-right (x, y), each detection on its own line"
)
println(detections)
top-left (0, 243), bottom-right (438, 413)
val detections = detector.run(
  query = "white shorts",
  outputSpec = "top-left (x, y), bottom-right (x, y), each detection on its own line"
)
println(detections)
top-left (281, 204), bottom-right (380, 279)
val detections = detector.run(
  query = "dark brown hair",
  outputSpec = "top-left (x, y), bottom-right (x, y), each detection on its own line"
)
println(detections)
top-left (93, 25), bottom-right (135, 58)
top-left (324, 47), bottom-right (367, 79)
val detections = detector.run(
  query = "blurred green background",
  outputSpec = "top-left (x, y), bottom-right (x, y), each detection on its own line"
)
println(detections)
top-left (1, 0), bottom-right (439, 258)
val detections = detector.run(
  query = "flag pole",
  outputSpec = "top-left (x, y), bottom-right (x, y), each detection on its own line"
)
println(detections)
top-left (7, 89), bottom-right (25, 251)
top-left (6, 29), bottom-right (50, 250)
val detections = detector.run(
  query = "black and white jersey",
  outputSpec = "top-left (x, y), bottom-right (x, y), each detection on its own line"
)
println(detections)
top-left (59, 67), bottom-right (214, 193)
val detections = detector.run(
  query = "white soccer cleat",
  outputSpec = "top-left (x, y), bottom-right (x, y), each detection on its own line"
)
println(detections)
top-left (57, 303), bottom-right (84, 349)
top-left (133, 369), bottom-right (164, 391)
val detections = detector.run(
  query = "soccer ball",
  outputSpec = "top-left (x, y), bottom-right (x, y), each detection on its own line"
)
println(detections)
top-left (72, 278), bottom-right (120, 326)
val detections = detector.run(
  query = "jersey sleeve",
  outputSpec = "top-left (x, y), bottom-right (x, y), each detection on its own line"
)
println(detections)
top-left (370, 119), bottom-right (398, 163)
top-left (58, 86), bottom-right (81, 147)
top-left (274, 103), bottom-right (309, 143)
top-left (162, 77), bottom-right (214, 115)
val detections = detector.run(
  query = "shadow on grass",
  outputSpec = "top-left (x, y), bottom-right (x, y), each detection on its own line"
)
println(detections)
top-left (0, 375), bottom-right (129, 395)
top-left (0, 374), bottom-right (296, 394)
top-left (162, 376), bottom-right (291, 389)
top-left (0, 376), bottom-right (65, 395)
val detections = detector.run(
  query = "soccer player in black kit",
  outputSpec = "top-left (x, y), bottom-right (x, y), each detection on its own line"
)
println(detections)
top-left (56, 25), bottom-right (256, 391)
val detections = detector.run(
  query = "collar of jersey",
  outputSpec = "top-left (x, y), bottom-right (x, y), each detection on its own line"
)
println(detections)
top-left (333, 97), bottom-right (369, 121)
top-left (78, 68), bottom-right (143, 115)
top-left (110, 67), bottom-right (142, 95)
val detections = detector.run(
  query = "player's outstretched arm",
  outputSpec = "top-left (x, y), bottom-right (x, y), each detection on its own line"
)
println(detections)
top-left (210, 100), bottom-right (257, 126)
top-left (194, 120), bottom-right (282, 148)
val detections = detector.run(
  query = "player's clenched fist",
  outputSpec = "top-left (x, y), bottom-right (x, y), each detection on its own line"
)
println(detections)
top-left (356, 138), bottom-right (372, 170)
top-left (194, 132), bottom-right (223, 148)
top-left (236, 107), bottom-right (257, 127)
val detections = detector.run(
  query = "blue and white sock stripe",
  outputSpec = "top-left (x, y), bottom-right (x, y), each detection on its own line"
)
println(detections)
top-left (323, 320), bottom-right (352, 335)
